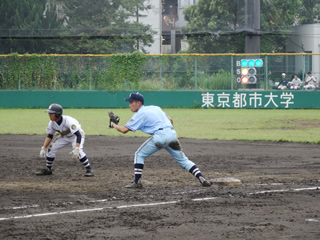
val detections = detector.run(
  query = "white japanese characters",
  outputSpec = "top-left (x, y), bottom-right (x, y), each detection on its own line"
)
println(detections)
top-left (201, 92), bottom-right (294, 109)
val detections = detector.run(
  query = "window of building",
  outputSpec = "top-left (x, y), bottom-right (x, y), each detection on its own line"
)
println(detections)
top-left (179, 0), bottom-right (196, 8)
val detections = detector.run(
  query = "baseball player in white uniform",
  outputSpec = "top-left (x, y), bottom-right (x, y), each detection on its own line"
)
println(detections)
top-left (36, 104), bottom-right (94, 177)
top-left (110, 92), bottom-right (212, 188)
top-left (304, 72), bottom-right (318, 90)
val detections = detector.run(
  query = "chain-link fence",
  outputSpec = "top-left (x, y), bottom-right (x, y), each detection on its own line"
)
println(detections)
top-left (0, 53), bottom-right (319, 91)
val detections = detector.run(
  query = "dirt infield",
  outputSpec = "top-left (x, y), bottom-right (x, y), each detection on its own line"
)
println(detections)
top-left (0, 134), bottom-right (319, 240)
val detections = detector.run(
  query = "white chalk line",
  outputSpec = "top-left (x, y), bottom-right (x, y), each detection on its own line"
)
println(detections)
top-left (250, 186), bottom-right (320, 195)
top-left (0, 201), bottom-right (182, 221)
top-left (3, 189), bottom-right (203, 210)
top-left (306, 218), bottom-right (320, 223)
top-left (4, 204), bottom-right (40, 210)
top-left (0, 197), bottom-right (221, 221)
top-left (1, 186), bottom-right (319, 222)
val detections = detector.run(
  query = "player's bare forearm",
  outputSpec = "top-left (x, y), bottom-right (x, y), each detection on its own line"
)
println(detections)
top-left (43, 137), bottom-right (52, 148)
top-left (167, 115), bottom-right (173, 126)
top-left (113, 124), bottom-right (130, 134)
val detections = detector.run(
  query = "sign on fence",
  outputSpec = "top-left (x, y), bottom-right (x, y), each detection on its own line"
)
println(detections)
top-left (0, 90), bottom-right (319, 109)
top-left (201, 91), bottom-right (295, 109)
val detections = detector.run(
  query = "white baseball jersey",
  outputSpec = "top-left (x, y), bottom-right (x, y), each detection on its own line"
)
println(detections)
top-left (46, 115), bottom-right (82, 137)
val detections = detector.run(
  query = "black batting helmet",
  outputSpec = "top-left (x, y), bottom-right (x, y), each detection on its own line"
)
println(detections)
top-left (46, 104), bottom-right (63, 118)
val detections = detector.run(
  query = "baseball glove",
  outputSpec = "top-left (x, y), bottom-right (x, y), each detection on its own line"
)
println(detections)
top-left (108, 111), bottom-right (120, 128)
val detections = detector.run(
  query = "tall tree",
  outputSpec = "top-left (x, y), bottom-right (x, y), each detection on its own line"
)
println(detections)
top-left (0, 0), bottom-right (155, 54)
top-left (51, 0), bottom-right (156, 54)
top-left (182, 0), bottom-right (246, 53)
top-left (298, 0), bottom-right (320, 24)
top-left (182, 0), bottom-right (303, 53)
top-left (0, 0), bottom-right (64, 53)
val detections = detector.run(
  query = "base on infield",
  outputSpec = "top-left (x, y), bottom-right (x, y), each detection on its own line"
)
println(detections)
top-left (211, 177), bottom-right (242, 186)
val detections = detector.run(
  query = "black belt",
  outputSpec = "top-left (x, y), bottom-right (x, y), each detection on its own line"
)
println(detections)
top-left (158, 127), bottom-right (173, 130)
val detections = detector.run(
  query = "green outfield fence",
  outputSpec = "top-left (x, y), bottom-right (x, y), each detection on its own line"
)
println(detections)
top-left (0, 53), bottom-right (320, 109)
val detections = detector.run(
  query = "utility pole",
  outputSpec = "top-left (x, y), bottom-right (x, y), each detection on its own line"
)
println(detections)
top-left (170, 18), bottom-right (176, 54)
top-left (136, 4), bottom-right (140, 51)
top-left (245, 0), bottom-right (260, 53)
top-left (244, 0), bottom-right (261, 88)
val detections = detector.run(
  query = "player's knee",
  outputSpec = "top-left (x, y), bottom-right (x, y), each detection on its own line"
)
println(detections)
top-left (134, 152), bottom-right (145, 164)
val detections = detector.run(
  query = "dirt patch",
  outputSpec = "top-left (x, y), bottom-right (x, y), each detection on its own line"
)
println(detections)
top-left (285, 119), bottom-right (320, 129)
top-left (0, 134), bottom-right (319, 239)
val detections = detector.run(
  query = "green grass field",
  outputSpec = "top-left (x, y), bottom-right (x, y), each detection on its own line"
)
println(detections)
top-left (1, 108), bottom-right (320, 143)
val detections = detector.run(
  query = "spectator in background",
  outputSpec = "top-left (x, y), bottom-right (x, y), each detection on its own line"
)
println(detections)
top-left (304, 72), bottom-right (318, 90)
top-left (277, 73), bottom-right (289, 90)
top-left (289, 74), bottom-right (302, 90)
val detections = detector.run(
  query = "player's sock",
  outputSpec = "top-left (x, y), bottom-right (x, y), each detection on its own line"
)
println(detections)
top-left (80, 156), bottom-right (91, 170)
top-left (46, 157), bottom-right (54, 170)
top-left (189, 165), bottom-right (206, 182)
top-left (134, 163), bottom-right (144, 183)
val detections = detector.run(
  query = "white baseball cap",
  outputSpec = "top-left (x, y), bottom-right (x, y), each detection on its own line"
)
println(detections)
top-left (282, 73), bottom-right (286, 76)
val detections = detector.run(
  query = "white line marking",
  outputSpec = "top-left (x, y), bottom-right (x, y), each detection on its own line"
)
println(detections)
top-left (5, 183), bottom-right (314, 211)
top-left (256, 183), bottom-right (283, 186)
top-left (4, 189), bottom-right (204, 211)
top-left (252, 189), bottom-right (290, 195)
top-left (306, 219), bottom-right (320, 223)
top-left (251, 186), bottom-right (320, 195)
top-left (4, 204), bottom-right (39, 210)
top-left (293, 187), bottom-right (320, 191)
top-left (0, 199), bottom-right (198, 221)
top-left (1, 186), bottom-right (319, 221)
top-left (0, 208), bottom-right (106, 221)
top-left (193, 197), bottom-right (217, 201)
top-left (117, 201), bottom-right (178, 209)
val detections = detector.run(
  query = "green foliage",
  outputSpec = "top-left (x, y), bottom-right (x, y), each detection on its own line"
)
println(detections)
top-left (298, 0), bottom-right (320, 24)
top-left (0, 53), bottom-right (309, 91)
top-left (183, 0), bottom-right (246, 53)
top-left (59, 0), bottom-right (155, 54)
top-left (0, 0), bottom-right (64, 54)
top-left (158, 55), bottom-right (195, 89)
top-left (196, 70), bottom-right (236, 90)
top-left (0, 0), bottom-right (155, 54)
top-left (108, 52), bottom-right (148, 90)
top-left (182, 0), bottom-right (308, 53)
top-left (1, 54), bottom-right (57, 90)
top-left (0, 53), bottom-right (151, 90)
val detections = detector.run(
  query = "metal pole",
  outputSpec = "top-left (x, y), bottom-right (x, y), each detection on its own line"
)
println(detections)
top-left (245, 0), bottom-right (260, 53)
top-left (89, 58), bottom-right (92, 90)
top-left (265, 55), bottom-right (268, 90)
top-left (302, 55), bottom-right (306, 82)
top-left (194, 57), bottom-right (197, 90)
top-left (136, 5), bottom-right (139, 51)
top-left (160, 57), bottom-right (162, 90)
top-left (18, 74), bottom-right (21, 90)
top-left (89, 68), bottom-right (92, 90)
top-left (171, 29), bottom-right (176, 54)
top-left (53, 58), bottom-right (57, 90)
top-left (231, 56), bottom-right (234, 90)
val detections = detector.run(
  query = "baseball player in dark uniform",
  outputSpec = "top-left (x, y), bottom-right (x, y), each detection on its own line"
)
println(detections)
top-left (110, 92), bottom-right (212, 188)
top-left (36, 104), bottom-right (94, 177)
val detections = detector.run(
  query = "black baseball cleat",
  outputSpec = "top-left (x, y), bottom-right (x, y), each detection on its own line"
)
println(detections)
top-left (84, 169), bottom-right (94, 177)
top-left (201, 179), bottom-right (212, 187)
top-left (125, 179), bottom-right (143, 189)
top-left (199, 176), bottom-right (212, 187)
top-left (36, 168), bottom-right (52, 175)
